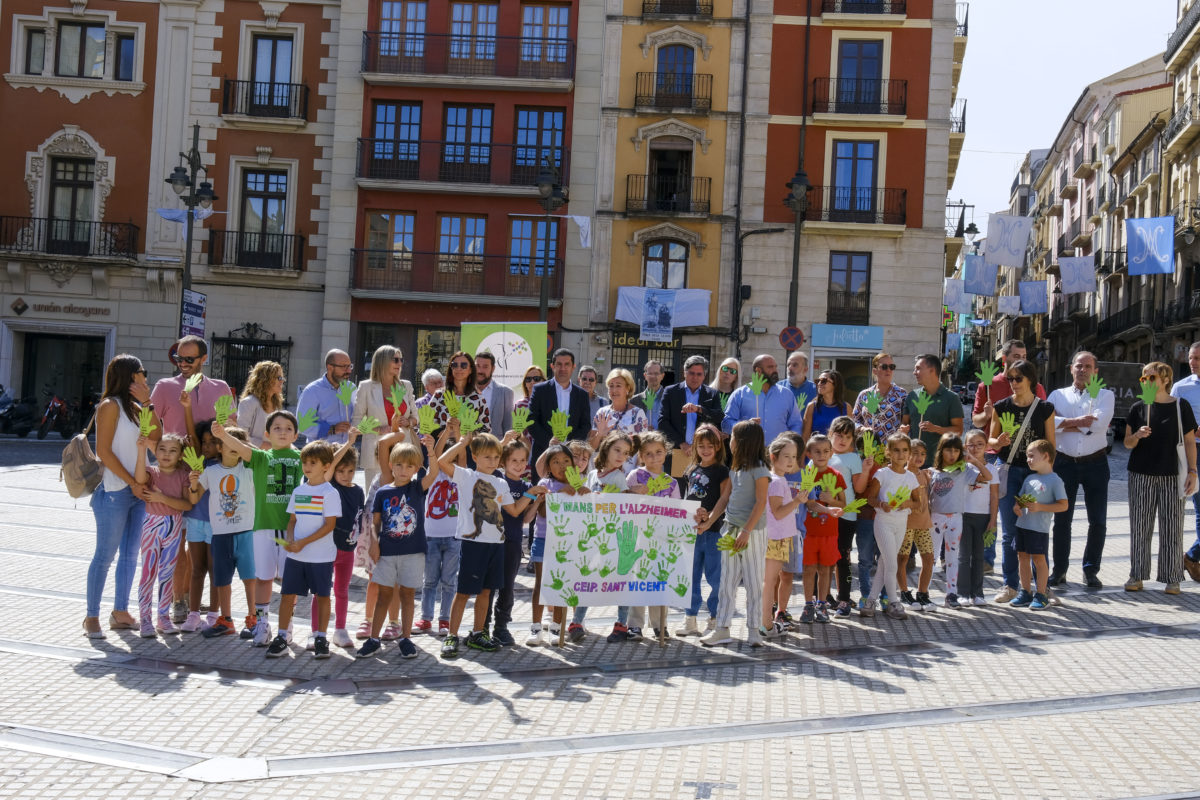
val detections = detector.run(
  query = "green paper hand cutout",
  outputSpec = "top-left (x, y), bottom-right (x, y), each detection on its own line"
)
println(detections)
top-left (550, 409), bottom-right (572, 441)
top-left (643, 387), bottom-right (658, 410)
top-left (213, 395), bottom-right (234, 426)
top-left (886, 486), bottom-right (912, 508)
top-left (389, 383), bottom-right (406, 410)
top-left (356, 415), bottom-right (381, 436)
top-left (564, 465), bottom-right (585, 491)
top-left (842, 498), bottom-right (868, 515)
top-left (182, 447), bottom-right (205, 472)
top-left (910, 389), bottom-right (934, 417)
top-left (417, 405), bottom-right (437, 435)
top-left (457, 404), bottom-right (482, 434)
top-left (601, 484), bottom-right (621, 493)
top-left (863, 391), bottom-right (881, 415)
top-left (945, 462), bottom-right (966, 473)
top-left (719, 393), bottom-right (730, 412)
top-left (184, 373), bottom-right (203, 393)
top-left (297, 408), bottom-right (319, 432)
top-left (1084, 374), bottom-right (1106, 400)
top-left (750, 373), bottom-right (767, 395)
top-left (336, 380), bottom-right (354, 406)
top-left (616, 521), bottom-right (644, 575)
top-left (511, 407), bottom-right (532, 434)
top-left (798, 464), bottom-right (819, 494)
top-left (817, 473), bottom-right (839, 496)
top-left (644, 473), bottom-right (673, 496)
top-left (862, 431), bottom-right (883, 465)
top-left (138, 407), bottom-right (157, 437)
top-left (1137, 380), bottom-right (1158, 407)
top-left (975, 361), bottom-right (1000, 386)
top-left (795, 392), bottom-right (809, 412)
top-left (998, 411), bottom-right (1020, 438)
top-left (442, 391), bottom-right (462, 419)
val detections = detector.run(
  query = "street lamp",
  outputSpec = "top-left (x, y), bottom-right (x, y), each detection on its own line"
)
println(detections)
top-left (964, 221), bottom-right (980, 249)
top-left (165, 123), bottom-right (217, 338)
top-left (535, 160), bottom-right (567, 323)
top-left (782, 168), bottom-right (812, 336)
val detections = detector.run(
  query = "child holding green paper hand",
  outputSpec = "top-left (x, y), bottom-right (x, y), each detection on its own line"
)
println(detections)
top-left (926, 433), bottom-right (992, 610)
top-left (618, 431), bottom-right (680, 642)
top-left (133, 432), bottom-right (193, 637)
top-left (1009, 440), bottom-right (1069, 611)
top-left (961, 430), bottom-right (998, 606)
top-left (760, 434), bottom-right (806, 638)
top-left (829, 416), bottom-right (872, 617)
top-left (861, 434), bottom-right (921, 619)
top-left (353, 345), bottom-right (419, 490)
top-left (796, 434), bottom-right (846, 625)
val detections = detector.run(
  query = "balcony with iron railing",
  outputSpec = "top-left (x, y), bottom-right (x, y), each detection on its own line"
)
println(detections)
top-left (812, 77), bottom-right (907, 116)
top-left (822, 0), bottom-right (906, 13)
top-left (1165, 95), bottom-right (1200, 157)
top-left (826, 289), bottom-right (870, 325)
top-left (356, 140), bottom-right (569, 191)
top-left (361, 32), bottom-right (575, 86)
top-left (1059, 174), bottom-right (1078, 201)
top-left (950, 98), bottom-right (967, 134)
top-left (642, 0), bottom-right (713, 17)
top-left (0, 216), bottom-right (139, 260)
top-left (626, 175), bottom-right (711, 215)
top-left (955, 2), bottom-right (969, 36)
top-left (208, 230), bottom-right (304, 271)
top-left (1044, 187), bottom-right (1063, 217)
top-left (1070, 217), bottom-right (1091, 248)
top-left (1098, 299), bottom-right (1152, 340)
top-left (634, 72), bottom-right (713, 113)
top-left (803, 186), bottom-right (907, 226)
top-left (221, 79), bottom-right (309, 122)
top-left (349, 248), bottom-right (562, 301)
top-left (1072, 144), bottom-right (1097, 179)
top-left (1165, 0), bottom-right (1200, 69)
top-left (1100, 248), bottom-right (1126, 277)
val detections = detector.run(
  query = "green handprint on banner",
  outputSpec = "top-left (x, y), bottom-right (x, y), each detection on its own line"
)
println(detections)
top-left (552, 522), bottom-right (570, 538)
top-left (599, 564), bottom-right (614, 578)
top-left (547, 496), bottom-right (562, 515)
top-left (604, 519), bottom-right (619, 535)
top-left (672, 577), bottom-right (689, 598)
top-left (547, 570), bottom-right (565, 591)
top-left (636, 560), bottom-right (652, 580)
top-left (336, 380), bottom-right (354, 406)
top-left (666, 542), bottom-right (681, 564)
top-left (562, 587), bottom-right (579, 607)
top-left (645, 547), bottom-right (658, 562)
top-left (554, 548), bottom-right (569, 564)
top-left (579, 562), bottom-right (595, 576)
top-left (511, 406), bottom-right (532, 434)
top-left (683, 531), bottom-right (696, 545)
top-left (642, 517), bottom-right (657, 540)
top-left (597, 538), bottom-right (613, 556)
top-left (577, 536), bottom-right (590, 553)
top-left (653, 561), bottom-right (670, 582)
top-left (616, 521), bottom-right (643, 575)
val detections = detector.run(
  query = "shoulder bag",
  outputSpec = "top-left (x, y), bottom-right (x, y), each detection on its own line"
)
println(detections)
top-left (1176, 401), bottom-right (1197, 499)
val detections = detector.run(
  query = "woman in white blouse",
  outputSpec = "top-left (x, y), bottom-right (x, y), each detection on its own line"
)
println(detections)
top-left (237, 361), bottom-right (285, 447)
top-left (352, 345), bottom-right (418, 489)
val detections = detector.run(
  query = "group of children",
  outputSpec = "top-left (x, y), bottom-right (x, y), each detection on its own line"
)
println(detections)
top-left (125, 398), bottom-right (1071, 659)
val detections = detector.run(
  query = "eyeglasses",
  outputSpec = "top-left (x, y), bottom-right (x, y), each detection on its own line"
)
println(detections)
top-left (579, 376), bottom-right (596, 383)
top-left (172, 354), bottom-right (201, 365)
top-left (1005, 375), bottom-right (1026, 384)
top-left (720, 366), bottom-right (737, 375)
top-left (876, 364), bottom-right (897, 371)
top-left (524, 376), bottom-right (540, 383)
top-left (331, 363), bottom-right (353, 369)
top-left (450, 361), bottom-right (471, 369)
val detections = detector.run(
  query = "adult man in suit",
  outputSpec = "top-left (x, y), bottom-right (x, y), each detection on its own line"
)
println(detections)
top-left (659, 355), bottom-right (724, 471)
top-left (631, 359), bottom-right (666, 429)
top-left (528, 348), bottom-right (591, 463)
top-left (475, 350), bottom-right (513, 435)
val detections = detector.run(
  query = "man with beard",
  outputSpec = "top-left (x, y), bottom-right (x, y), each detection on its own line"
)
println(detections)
top-left (720, 354), bottom-right (803, 442)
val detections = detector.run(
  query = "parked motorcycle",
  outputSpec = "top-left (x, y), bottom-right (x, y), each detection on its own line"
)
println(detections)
top-left (37, 389), bottom-right (74, 439)
top-left (0, 386), bottom-right (34, 437)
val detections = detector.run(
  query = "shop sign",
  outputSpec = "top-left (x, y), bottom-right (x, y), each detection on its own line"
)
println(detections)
top-left (811, 323), bottom-right (884, 351)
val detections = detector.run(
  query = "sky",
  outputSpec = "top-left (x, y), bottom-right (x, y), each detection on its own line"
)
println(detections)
top-left (950, 0), bottom-right (1178, 223)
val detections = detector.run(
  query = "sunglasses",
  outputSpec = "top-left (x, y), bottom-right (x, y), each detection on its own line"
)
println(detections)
top-left (172, 354), bottom-right (201, 365)
top-left (136, 368), bottom-right (148, 378)
top-left (721, 366), bottom-right (737, 374)
top-left (524, 376), bottom-right (540, 383)
top-left (817, 377), bottom-right (831, 384)
top-left (451, 361), bottom-right (471, 369)
top-left (1139, 375), bottom-right (1156, 383)
top-left (876, 364), bottom-right (897, 371)
top-left (579, 376), bottom-right (596, 382)
top-left (1004, 375), bottom-right (1026, 383)
top-left (393, 356), bottom-right (403, 363)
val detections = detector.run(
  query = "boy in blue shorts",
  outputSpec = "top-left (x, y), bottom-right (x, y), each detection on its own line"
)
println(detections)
top-left (187, 426), bottom-right (257, 639)
top-left (1012, 439), bottom-right (1069, 610)
top-left (266, 441), bottom-right (342, 659)
top-left (212, 411), bottom-right (302, 646)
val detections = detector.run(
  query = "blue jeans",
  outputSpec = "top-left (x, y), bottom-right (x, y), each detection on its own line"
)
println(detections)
top-left (1188, 493), bottom-right (1200, 562)
top-left (998, 464), bottom-right (1032, 590)
top-left (855, 516), bottom-right (877, 597)
top-left (687, 528), bottom-right (722, 617)
top-left (1051, 455), bottom-right (1110, 576)
top-left (421, 538), bottom-right (460, 621)
top-left (87, 484), bottom-right (145, 617)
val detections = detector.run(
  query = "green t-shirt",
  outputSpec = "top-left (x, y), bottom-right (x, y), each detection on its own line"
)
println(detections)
top-left (903, 385), bottom-right (963, 467)
top-left (250, 447), bottom-right (302, 530)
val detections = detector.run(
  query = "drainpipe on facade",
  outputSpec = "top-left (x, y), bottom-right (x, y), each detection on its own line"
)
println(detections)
top-left (730, 0), bottom-right (753, 352)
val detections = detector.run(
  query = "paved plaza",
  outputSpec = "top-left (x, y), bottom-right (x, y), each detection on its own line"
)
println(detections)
top-left (1, 448), bottom-right (1199, 800)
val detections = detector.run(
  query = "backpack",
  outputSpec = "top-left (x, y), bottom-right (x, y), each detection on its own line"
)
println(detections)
top-left (61, 414), bottom-right (102, 498)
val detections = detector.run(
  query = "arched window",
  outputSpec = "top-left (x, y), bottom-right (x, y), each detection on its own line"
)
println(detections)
top-left (643, 239), bottom-right (688, 289)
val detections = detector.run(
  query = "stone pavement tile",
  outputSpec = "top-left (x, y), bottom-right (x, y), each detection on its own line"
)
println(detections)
top-left (0, 752), bottom-right (187, 800)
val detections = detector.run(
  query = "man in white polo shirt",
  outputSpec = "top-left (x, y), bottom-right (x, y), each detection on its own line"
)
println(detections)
top-left (1047, 351), bottom-right (1114, 589)
top-left (1171, 341), bottom-right (1200, 583)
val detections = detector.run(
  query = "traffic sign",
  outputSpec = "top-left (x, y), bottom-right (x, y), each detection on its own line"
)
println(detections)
top-left (779, 326), bottom-right (805, 351)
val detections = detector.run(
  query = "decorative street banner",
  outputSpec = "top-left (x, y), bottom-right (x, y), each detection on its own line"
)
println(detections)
top-left (640, 288), bottom-right (677, 342)
top-left (1018, 281), bottom-right (1049, 314)
top-left (460, 322), bottom-right (546, 390)
top-left (963, 253), bottom-right (997, 297)
top-left (984, 213), bottom-right (1034, 268)
top-left (1058, 256), bottom-right (1097, 295)
top-left (945, 332), bottom-right (962, 355)
top-left (539, 492), bottom-right (700, 608)
top-left (943, 278), bottom-right (971, 315)
top-left (616, 287), bottom-right (711, 329)
top-left (1126, 217), bottom-right (1175, 275)
top-left (998, 295), bottom-right (1021, 316)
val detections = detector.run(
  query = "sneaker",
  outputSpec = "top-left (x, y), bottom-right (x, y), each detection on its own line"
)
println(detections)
top-left (437, 620), bottom-right (450, 638)
top-left (943, 593), bottom-right (961, 610)
top-left (799, 603), bottom-right (816, 624)
top-left (170, 601), bottom-right (188, 624)
top-left (815, 602), bottom-right (831, 624)
top-left (139, 621), bottom-right (156, 638)
top-left (1029, 593), bottom-right (1049, 611)
top-left (356, 638), bottom-right (382, 658)
top-left (466, 631), bottom-right (500, 652)
top-left (304, 635), bottom-right (316, 652)
top-left (265, 634), bottom-right (289, 658)
top-left (381, 622), bottom-right (401, 641)
top-left (526, 627), bottom-right (545, 647)
top-left (704, 616), bottom-right (717, 633)
top-left (972, 596), bottom-right (987, 607)
top-left (397, 637), bottom-right (419, 658)
top-left (202, 611), bottom-right (219, 631)
top-left (492, 626), bottom-right (516, 647)
top-left (356, 620), bottom-right (372, 640)
top-left (700, 626), bottom-right (733, 646)
top-left (567, 623), bottom-right (586, 643)
top-left (858, 598), bottom-right (877, 617)
top-left (1124, 579), bottom-right (1144, 592)
top-left (1165, 582), bottom-right (1182, 595)
top-left (747, 627), bottom-right (765, 648)
top-left (606, 623), bottom-right (629, 643)
top-left (313, 636), bottom-right (331, 659)
top-left (900, 590), bottom-right (916, 607)
top-left (886, 602), bottom-right (908, 620)
top-left (676, 615), bottom-right (700, 637)
top-left (916, 592), bottom-right (937, 612)
top-left (835, 600), bottom-right (852, 618)
top-left (548, 623), bottom-right (561, 638)
top-left (239, 614), bottom-right (257, 640)
top-left (413, 619), bottom-right (433, 634)
top-left (778, 610), bottom-right (797, 628)
top-left (1185, 555), bottom-right (1200, 582)
top-left (201, 616), bottom-right (236, 638)
top-left (760, 622), bottom-right (782, 639)
top-left (1010, 589), bottom-right (1034, 607)
top-left (626, 626), bottom-right (644, 641)
top-left (156, 617), bottom-right (181, 635)
top-left (993, 586), bottom-right (1018, 604)
top-left (331, 628), bottom-right (354, 649)
top-left (440, 634), bottom-right (460, 659)
top-left (181, 612), bottom-right (203, 633)
top-left (252, 617), bottom-right (272, 647)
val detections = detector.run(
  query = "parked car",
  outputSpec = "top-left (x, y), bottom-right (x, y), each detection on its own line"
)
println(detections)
top-left (952, 384), bottom-right (970, 403)
top-left (966, 381), bottom-right (978, 400)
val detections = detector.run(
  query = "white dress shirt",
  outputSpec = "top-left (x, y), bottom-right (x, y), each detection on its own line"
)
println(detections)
top-left (1048, 384), bottom-right (1114, 458)
top-left (478, 380), bottom-right (495, 418)
top-left (554, 380), bottom-right (572, 412)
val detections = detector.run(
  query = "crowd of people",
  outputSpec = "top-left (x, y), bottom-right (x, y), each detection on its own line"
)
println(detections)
top-left (80, 334), bottom-right (1200, 658)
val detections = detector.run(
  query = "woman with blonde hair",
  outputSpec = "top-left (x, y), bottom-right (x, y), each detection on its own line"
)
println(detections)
top-left (589, 368), bottom-right (649, 461)
top-left (352, 345), bottom-right (418, 489)
top-left (237, 361), bottom-right (285, 446)
top-left (709, 357), bottom-right (741, 409)
top-left (515, 365), bottom-right (545, 410)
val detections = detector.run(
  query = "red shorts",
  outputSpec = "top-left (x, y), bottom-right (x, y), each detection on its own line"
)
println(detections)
top-left (802, 533), bottom-right (839, 567)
